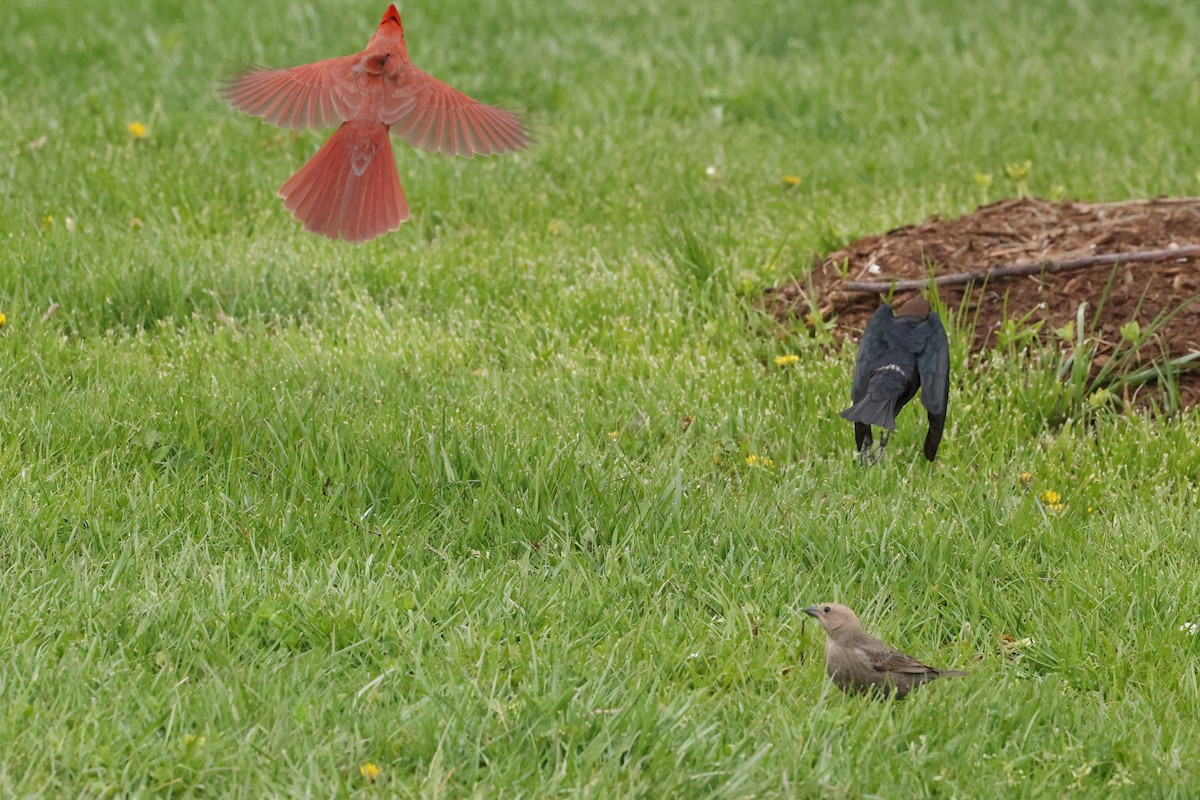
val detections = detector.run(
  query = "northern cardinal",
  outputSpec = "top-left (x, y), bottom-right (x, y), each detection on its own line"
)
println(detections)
top-left (225, 4), bottom-right (528, 242)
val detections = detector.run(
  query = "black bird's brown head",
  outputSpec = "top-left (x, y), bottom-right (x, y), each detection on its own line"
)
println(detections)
top-left (893, 296), bottom-right (930, 319)
top-left (803, 603), bottom-right (861, 635)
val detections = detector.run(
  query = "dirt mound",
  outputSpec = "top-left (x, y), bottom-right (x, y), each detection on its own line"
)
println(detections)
top-left (764, 197), bottom-right (1200, 405)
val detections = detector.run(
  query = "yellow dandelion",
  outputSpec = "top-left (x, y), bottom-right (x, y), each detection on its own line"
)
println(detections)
top-left (774, 354), bottom-right (801, 367)
top-left (609, 430), bottom-right (618, 440)
top-left (1018, 471), bottom-right (1033, 486)
top-left (745, 454), bottom-right (774, 468)
top-left (127, 121), bottom-right (148, 139)
top-left (41, 214), bottom-right (55, 230)
top-left (0, 311), bottom-right (7, 328)
top-left (359, 763), bottom-right (381, 782)
top-left (782, 175), bottom-right (802, 187)
top-left (1040, 490), bottom-right (1064, 512)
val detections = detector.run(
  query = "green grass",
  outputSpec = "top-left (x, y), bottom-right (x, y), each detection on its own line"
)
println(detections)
top-left (2, 0), bottom-right (1200, 796)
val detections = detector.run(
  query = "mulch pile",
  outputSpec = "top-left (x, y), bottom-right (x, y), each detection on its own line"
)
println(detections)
top-left (764, 197), bottom-right (1200, 404)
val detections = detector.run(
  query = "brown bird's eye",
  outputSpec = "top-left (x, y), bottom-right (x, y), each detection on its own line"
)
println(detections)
top-left (823, 606), bottom-right (831, 613)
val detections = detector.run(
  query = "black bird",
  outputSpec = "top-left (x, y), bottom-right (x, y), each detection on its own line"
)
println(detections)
top-left (841, 296), bottom-right (949, 463)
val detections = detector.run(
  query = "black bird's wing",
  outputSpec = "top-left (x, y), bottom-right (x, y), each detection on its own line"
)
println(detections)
top-left (850, 304), bottom-right (893, 403)
top-left (848, 304), bottom-right (894, 451)
top-left (917, 311), bottom-right (950, 461)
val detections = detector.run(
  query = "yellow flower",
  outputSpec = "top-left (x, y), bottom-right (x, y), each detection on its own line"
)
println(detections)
top-left (547, 220), bottom-right (561, 235)
top-left (127, 121), bottom-right (147, 139)
top-left (1018, 472), bottom-right (1033, 486)
top-left (782, 175), bottom-right (802, 187)
top-left (0, 311), bottom-right (7, 328)
top-left (774, 354), bottom-right (800, 367)
top-left (1040, 490), bottom-right (1064, 512)
top-left (745, 454), bottom-right (774, 468)
top-left (359, 763), bottom-right (380, 782)
top-left (609, 430), bottom-right (618, 440)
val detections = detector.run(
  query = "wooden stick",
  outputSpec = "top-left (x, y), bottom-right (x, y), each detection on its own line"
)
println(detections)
top-left (841, 245), bottom-right (1200, 293)
top-left (1071, 196), bottom-right (1200, 211)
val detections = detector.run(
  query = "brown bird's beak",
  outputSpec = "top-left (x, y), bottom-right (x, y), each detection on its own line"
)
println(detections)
top-left (802, 605), bottom-right (820, 619)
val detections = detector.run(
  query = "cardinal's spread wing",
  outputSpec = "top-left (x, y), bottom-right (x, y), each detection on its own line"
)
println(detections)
top-left (917, 312), bottom-right (950, 460)
top-left (380, 66), bottom-right (529, 157)
top-left (225, 56), bottom-right (361, 129)
top-left (850, 305), bottom-right (894, 402)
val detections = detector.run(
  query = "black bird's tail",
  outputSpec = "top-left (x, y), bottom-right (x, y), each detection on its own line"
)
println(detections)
top-left (840, 396), bottom-right (898, 430)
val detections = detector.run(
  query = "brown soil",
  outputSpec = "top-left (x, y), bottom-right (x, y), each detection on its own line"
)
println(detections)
top-left (764, 197), bottom-right (1200, 406)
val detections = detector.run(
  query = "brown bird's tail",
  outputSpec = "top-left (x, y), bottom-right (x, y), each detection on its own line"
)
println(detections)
top-left (279, 121), bottom-right (408, 242)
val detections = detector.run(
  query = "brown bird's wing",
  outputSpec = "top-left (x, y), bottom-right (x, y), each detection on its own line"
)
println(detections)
top-left (856, 642), bottom-right (939, 676)
top-left (225, 56), bottom-right (361, 129)
top-left (381, 65), bottom-right (529, 157)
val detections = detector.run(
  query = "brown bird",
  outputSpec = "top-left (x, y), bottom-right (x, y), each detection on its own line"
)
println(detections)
top-left (803, 603), bottom-right (965, 698)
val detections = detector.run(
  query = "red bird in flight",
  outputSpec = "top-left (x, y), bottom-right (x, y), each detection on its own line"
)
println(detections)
top-left (225, 4), bottom-right (528, 242)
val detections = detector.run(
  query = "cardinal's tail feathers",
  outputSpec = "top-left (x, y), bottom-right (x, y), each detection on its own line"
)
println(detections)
top-left (840, 395), bottom-right (898, 430)
top-left (279, 122), bottom-right (408, 242)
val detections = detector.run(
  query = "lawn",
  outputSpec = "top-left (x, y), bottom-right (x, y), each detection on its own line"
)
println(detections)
top-left (2, 0), bottom-right (1200, 796)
